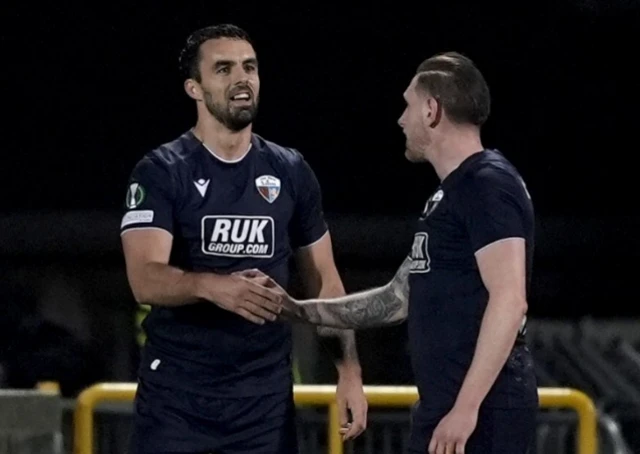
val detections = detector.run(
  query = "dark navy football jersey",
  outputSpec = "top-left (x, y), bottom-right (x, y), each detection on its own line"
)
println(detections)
top-left (120, 130), bottom-right (328, 397)
top-left (407, 149), bottom-right (538, 411)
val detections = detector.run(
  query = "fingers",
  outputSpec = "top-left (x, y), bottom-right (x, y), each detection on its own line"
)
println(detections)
top-left (344, 404), bottom-right (367, 440)
top-left (234, 268), bottom-right (281, 289)
top-left (246, 299), bottom-right (285, 321)
top-left (427, 436), bottom-right (438, 454)
top-left (244, 278), bottom-right (287, 319)
top-left (336, 400), bottom-right (353, 441)
top-left (246, 289), bottom-right (284, 315)
top-left (251, 276), bottom-right (280, 289)
top-left (236, 307), bottom-right (268, 325)
top-left (428, 438), bottom-right (464, 454)
top-left (234, 271), bottom-right (285, 313)
top-left (233, 268), bottom-right (278, 287)
top-left (337, 399), bottom-right (349, 428)
top-left (230, 269), bottom-right (289, 322)
top-left (232, 268), bottom-right (266, 278)
top-left (338, 402), bottom-right (367, 441)
top-left (233, 268), bottom-right (282, 294)
top-left (343, 419), bottom-right (365, 440)
top-left (242, 272), bottom-right (283, 301)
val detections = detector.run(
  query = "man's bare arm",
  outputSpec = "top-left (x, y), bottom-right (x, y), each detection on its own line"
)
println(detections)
top-left (294, 234), bottom-right (362, 365)
top-left (293, 232), bottom-right (368, 440)
top-left (286, 256), bottom-right (412, 329)
top-left (122, 229), bottom-right (204, 306)
top-left (452, 238), bottom-right (528, 411)
top-left (121, 229), bottom-right (282, 324)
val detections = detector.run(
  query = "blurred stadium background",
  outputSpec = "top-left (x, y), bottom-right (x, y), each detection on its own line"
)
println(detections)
top-left (2, 1), bottom-right (638, 453)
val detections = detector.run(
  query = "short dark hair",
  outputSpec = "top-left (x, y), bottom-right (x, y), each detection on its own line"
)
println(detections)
top-left (415, 51), bottom-right (490, 126)
top-left (178, 24), bottom-right (254, 82)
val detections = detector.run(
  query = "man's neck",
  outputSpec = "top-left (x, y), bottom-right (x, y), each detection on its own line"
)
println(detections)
top-left (431, 125), bottom-right (484, 181)
top-left (192, 116), bottom-right (253, 162)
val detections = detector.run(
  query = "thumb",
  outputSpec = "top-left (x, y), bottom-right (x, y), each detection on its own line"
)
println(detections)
top-left (253, 276), bottom-right (275, 287)
top-left (337, 399), bottom-right (349, 427)
top-left (233, 268), bottom-right (264, 278)
top-left (256, 275), bottom-right (282, 289)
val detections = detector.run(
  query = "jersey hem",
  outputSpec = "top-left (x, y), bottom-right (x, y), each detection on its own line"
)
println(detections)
top-left (473, 236), bottom-right (525, 255)
top-left (295, 229), bottom-right (329, 250)
top-left (120, 226), bottom-right (174, 237)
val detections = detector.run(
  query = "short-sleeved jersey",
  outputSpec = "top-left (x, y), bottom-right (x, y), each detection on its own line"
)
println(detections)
top-left (408, 149), bottom-right (538, 412)
top-left (120, 130), bottom-right (328, 397)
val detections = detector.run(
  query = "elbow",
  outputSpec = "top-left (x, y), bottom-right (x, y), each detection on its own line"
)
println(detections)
top-left (511, 297), bottom-right (528, 329)
top-left (516, 296), bottom-right (528, 316)
top-left (128, 276), bottom-right (155, 305)
top-left (389, 305), bottom-right (409, 325)
top-left (131, 286), bottom-right (152, 305)
top-left (488, 292), bottom-right (527, 318)
top-left (126, 264), bottom-right (157, 305)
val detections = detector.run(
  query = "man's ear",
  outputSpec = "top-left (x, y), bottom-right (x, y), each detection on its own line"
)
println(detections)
top-left (423, 96), bottom-right (442, 128)
top-left (184, 79), bottom-right (202, 101)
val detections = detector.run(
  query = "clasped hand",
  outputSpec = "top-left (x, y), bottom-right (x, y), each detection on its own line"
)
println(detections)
top-left (201, 268), bottom-right (291, 324)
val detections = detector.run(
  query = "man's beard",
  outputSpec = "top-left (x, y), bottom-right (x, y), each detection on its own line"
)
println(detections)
top-left (404, 140), bottom-right (423, 163)
top-left (203, 91), bottom-right (258, 132)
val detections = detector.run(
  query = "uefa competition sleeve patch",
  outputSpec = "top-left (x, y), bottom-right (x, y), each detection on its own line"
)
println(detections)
top-left (125, 182), bottom-right (146, 209)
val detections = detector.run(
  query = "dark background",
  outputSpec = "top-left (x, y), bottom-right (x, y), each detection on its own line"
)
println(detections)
top-left (4, 1), bottom-right (638, 216)
top-left (1, 1), bottom-right (639, 391)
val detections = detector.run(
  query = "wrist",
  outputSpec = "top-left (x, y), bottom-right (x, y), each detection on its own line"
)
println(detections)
top-left (190, 272), bottom-right (213, 301)
top-left (336, 361), bottom-right (362, 380)
top-left (290, 298), bottom-right (307, 320)
top-left (453, 390), bottom-right (481, 413)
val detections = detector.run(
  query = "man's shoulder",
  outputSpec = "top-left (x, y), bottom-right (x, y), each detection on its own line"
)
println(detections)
top-left (462, 149), bottom-right (523, 190)
top-left (453, 149), bottom-right (532, 211)
top-left (135, 130), bottom-right (199, 174)
top-left (253, 133), bottom-right (306, 169)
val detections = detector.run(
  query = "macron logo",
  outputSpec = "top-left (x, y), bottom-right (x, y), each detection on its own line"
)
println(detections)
top-left (194, 179), bottom-right (210, 197)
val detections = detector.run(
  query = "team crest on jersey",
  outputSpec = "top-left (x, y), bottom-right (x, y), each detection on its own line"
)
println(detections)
top-left (255, 175), bottom-right (281, 203)
top-left (420, 189), bottom-right (444, 219)
top-left (201, 215), bottom-right (275, 258)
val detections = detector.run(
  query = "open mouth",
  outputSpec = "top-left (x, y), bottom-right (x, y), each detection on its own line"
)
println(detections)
top-left (229, 91), bottom-right (252, 103)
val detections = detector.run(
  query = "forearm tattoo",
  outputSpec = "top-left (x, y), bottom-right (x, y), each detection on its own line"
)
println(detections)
top-left (293, 257), bottom-right (411, 329)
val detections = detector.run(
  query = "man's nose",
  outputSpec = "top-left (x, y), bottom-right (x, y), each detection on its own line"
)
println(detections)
top-left (231, 67), bottom-right (250, 84)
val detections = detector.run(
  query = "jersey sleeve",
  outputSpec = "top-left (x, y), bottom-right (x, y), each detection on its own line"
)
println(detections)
top-left (456, 168), bottom-right (529, 253)
top-left (290, 154), bottom-right (329, 249)
top-left (120, 156), bottom-right (176, 236)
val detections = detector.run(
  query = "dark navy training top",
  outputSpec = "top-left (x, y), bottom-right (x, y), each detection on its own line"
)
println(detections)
top-left (120, 130), bottom-right (328, 397)
top-left (407, 149), bottom-right (538, 413)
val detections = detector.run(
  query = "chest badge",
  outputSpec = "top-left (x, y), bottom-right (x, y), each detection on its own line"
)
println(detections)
top-left (255, 175), bottom-right (281, 203)
top-left (420, 189), bottom-right (444, 219)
